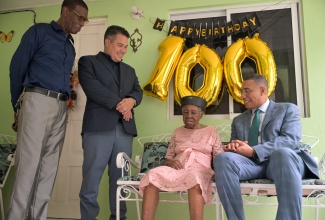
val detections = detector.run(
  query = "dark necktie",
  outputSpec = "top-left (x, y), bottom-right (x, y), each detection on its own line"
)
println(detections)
top-left (248, 109), bottom-right (261, 146)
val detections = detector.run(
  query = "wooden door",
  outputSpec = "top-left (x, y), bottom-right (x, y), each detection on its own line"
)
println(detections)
top-left (47, 18), bottom-right (106, 219)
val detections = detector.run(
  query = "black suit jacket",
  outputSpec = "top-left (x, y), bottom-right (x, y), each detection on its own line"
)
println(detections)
top-left (78, 52), bottom-right (143, 136)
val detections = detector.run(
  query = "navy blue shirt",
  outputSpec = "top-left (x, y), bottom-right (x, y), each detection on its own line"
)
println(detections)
top-left (10, 21), bottom-right (75, 111)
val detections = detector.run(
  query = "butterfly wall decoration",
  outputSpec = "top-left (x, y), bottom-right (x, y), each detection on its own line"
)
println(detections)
top-left (0, 30), bottom-right (14, 43)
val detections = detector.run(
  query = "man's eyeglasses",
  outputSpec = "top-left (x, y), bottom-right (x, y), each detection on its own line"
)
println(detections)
top-left (240, 88), bottom-right (253, 94)
top-left (69, 8), bottom-right (89, 24)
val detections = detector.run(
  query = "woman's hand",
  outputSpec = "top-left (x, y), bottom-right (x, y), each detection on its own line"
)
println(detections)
top-left (164, 158), bottom-right (183, 170)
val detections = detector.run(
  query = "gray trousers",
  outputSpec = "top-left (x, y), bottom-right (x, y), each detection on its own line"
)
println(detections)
top-left (7, 91), bottom-right (67, 220)
top-left (79, 124), bottom-right (133, 220)
top-left (213, 148), bottom-right (307, 220)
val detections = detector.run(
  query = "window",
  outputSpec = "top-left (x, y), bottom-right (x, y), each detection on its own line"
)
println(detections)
top-left (168, 1), bottom-right (306, 120)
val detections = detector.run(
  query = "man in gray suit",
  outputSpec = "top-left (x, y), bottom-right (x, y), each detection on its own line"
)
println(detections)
top-left (78, 25), bottom-right (143, 220)
top-left (213, 74), bottom-right (319, 220)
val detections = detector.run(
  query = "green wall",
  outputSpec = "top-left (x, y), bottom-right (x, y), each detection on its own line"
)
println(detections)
top-left (1, 0), bottom-right (324, 219)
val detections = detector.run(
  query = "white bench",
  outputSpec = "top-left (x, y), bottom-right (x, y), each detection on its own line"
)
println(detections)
top-left (116, 124), bottom-right (325, 220)
top-left (0, 134), bottom-right (17, 220)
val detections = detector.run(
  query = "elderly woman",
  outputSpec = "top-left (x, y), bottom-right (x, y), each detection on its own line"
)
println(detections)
top-left (139, 96), bottom-right (223, 220)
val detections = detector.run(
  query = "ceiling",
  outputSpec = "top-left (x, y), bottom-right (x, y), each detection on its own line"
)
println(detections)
top-left (0, 0), bottom-right (98, 12)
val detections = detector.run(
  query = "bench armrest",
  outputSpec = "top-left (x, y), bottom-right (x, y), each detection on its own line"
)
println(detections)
top-left (7, 153), bottom-right (15, 165)
top-left (116, 152), bottom-right (141, 177)
top-left (318, 153), bottom-right (325, 180)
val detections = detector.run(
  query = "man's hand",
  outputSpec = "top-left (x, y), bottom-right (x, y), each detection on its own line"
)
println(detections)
top-left (122, 111), bottom-right (133, 121)
top-left (223, 140), bottom-right (254, 158)
top-left (12, 112), bottom-right (18, 132)
top-left (116, 98), bottom-right (135, 114)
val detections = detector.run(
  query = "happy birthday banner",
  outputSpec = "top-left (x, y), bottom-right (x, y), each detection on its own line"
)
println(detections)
top-left (153, 12), bottom-right (261, 38)
top-left (147, 12), bottom-right (280, 106)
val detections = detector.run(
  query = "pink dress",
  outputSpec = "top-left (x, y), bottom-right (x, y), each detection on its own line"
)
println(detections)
top-left (139, 125), bottom-right (223, 204)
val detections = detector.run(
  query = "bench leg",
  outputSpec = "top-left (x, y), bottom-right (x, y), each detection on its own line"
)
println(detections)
top-left (135, 192), bottom-right (141, 220)
top-left (116, 185), bottom-right (142, 220)
top-left (116, 186), bottom-right (122, 220)
top-left (215, 200), bottom-right (224, 220)
top-left (315, 198), bottom-right (319, 220)
top-left (0, 189), bottom-right (4, 220)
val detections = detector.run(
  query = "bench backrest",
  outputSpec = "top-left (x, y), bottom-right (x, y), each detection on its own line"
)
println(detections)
top-left (137, 125), bottom-right (321, 176)
top-left (140, 142), bottom-right (169, 173)
top-left (137, 124), bottom-right (231, 146)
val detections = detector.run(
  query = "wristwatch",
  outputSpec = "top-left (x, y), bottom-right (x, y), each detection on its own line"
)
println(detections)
top-left (251, 149), bottom-right (259, 162)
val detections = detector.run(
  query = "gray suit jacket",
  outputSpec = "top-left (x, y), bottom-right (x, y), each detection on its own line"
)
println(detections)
top-left (78, 52), bottom-right (143, 136)
top-left (231, 100), bottom-right (319, 179)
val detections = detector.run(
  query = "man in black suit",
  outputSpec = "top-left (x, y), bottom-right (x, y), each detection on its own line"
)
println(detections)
top-left (78, 25), bottom-right (143, 220)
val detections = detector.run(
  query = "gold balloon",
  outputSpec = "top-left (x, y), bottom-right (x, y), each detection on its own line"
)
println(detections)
top-left (223, 38), bottom-right (246, 104)
top-left (245, 33), bottom-right (277, 97)
top-left (174, 44), bottom-right (223, 106)
top-left (142, 36), bottom-right (185, 101)
top-left (223, 33), bottom-right (277, 104)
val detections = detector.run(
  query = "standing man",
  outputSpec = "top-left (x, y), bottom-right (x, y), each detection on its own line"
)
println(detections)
top-left (78, 25), bottom-right (143, 220)
top-left (213, 74), bottom-right (319, 220)
top-left (8, 0), bottom-right (88, 219)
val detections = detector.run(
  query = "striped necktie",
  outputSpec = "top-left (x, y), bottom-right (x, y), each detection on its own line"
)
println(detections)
top-left (248, 109), bottom-right (261, 146)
